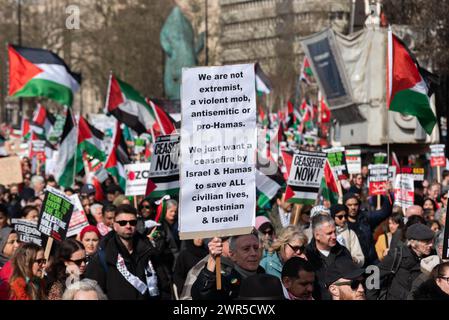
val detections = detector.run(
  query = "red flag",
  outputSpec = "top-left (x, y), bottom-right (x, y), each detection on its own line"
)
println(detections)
top-left (92, 176), bottom-right (105, 202)
top-left (391, 151), bottom-right (400, 170)
top-left (320, 98), bottom-right (331, 123)
top-left (284, 185), bottom-right (294, 202)
top-left (280, 150), bottom-right (293, 181)
top-left (148, 99), bottom-right (176, 136)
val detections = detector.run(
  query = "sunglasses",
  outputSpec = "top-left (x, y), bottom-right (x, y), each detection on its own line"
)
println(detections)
top-left (335, 214), bottom-right (348, 220)
top-left (34, 258), bottom-right (47, 265)
top-left (115, 220), bottom-right (138, 227)
top-left (262, 229), bottom-right (273, 236)
top-left (69, 257), bottom-right (87, 267)
top-left (142, 205), bottom-right (151, 209)
top-left (334, 279), bottom-right (364, 290)
top-left (287, 243), bottom-right (306, 254)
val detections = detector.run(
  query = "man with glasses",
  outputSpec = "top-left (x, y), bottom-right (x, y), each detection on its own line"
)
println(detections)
top-left (326, 258), bottom-right (366, 300)
top-left (85, 204), bottom-right (171, 300)
top-left (367, 223), bottom-right (434, 300)
top-left (305, 214), bottom-right (353, 300)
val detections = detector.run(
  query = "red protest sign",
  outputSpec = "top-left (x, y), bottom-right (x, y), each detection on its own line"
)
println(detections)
top-left (369, 181), bottom-right (387, 196)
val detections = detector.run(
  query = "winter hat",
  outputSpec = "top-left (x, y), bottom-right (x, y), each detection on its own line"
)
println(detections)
top-left (81, 184), bottom-right (96, 195)
top-left (406, 223), bottom-right (434, 241)
top-left (255, 216), bottom-right (272, 231)
top-left (80, 225), bottom-right (101, 241)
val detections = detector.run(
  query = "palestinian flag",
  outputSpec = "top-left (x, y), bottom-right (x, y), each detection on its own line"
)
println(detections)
top-left (321, 160), bottom-right (339, 205)
top-left (387, 29), bottom-right (436, 135)
top-left (148, 99), bottom-right (177, 137)
top-left (154, 195), bottom-right (171, 223)
top-left (8, 44), bottom-right (81, 106)
top-left (78, 116), bottom-right (105, 162)
top-left (300, 56), bottom-right (313, 85)
top-left (21, 118), bottom-right (30, 141)
top-left (30, 103), bottom-right (56, 138)
top-left (280, 150), bottom-right (293, 181)
top-left (255, 62), bottom-right (272, 96)
top-left (284, 151), bottom-right (327, 205)
top-left (256, 154), bottom-right (285, 208)
top-left (258, 106), bottom-right (269, 127)
top-left (104, 121), bottom-right (131, 191)
top-left (105, 73), bottom-right (156, 135)
top-left (54, 108), bottom-right (80, 188)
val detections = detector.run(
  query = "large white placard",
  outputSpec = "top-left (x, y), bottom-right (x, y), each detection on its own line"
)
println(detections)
top-left (393, 174), bottom-right (414, 209)
top-left (345, 149), bottom-right (361, 174)
top-left (124, 162), bottom-right (152, 196)
top-left (179, 64), bottom-right (257, 239)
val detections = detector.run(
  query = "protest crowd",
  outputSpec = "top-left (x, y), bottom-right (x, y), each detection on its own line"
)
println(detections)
top-left (0, 16), bottom-right (447, 303)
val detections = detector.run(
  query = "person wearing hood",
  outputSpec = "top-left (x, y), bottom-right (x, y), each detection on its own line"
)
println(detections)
top-left (0, 227), bottom-right (20, 268)
top-left (330, 204), bottom-right (365, 267)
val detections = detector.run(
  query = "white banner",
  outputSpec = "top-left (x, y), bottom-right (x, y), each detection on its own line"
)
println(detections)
top-left (125, 162), bottom-right (152, 196)
top-left (179, 63), bottom-right (257, 239)
top-left (394, 174), bottom-right (414, 209)
top-left (345, 149), bottom-right (361, 174)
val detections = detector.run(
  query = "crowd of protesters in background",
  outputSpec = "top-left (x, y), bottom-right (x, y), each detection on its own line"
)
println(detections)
top-left (0, 152), bottom-right (448, 301)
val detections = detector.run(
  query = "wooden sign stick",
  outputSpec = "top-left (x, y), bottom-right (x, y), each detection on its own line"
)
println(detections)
top-left (216, 256), bottom-right (222, 290)
top-left (43, 237), bottom-right (54, 278)
top-left (437, 166), bottom-right (441, 184)
top-left (377, 194), bottom-right (381, 210)
top-left (293, 204), bottom-right (302, 226)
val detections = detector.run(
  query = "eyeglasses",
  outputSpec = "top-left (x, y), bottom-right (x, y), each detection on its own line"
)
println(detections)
top-left (34, 258), bottom-right (47, 266)
top-left (69, 257), bottom-right (87, 267)
top-left (335, 214), bottom-right (348, 220)
top-left (115, 220), bottom-right (138, 227)
top-left (333, 279), bottom-right (364, 290)
top-left (287, 243), bottom-right (305, 254)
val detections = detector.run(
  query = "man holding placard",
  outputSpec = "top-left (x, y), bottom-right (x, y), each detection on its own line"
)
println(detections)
top-left (179, 63), bottom-right (258, 294)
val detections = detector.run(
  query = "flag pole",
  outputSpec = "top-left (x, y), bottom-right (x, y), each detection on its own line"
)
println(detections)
top-left (387, 25), bottom-right (392, 168)
top-left (72, 109), bottom-right (78, 187)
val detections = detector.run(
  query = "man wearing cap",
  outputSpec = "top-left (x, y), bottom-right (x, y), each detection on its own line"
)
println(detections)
top-left (81, 184), bottom-right (96, 205)
top-left (366, 223), bottom-right (435, 300)
top-left (344, 192), bottom-right (391, 266)
top-left (326, 259), bottom-right (366, 300)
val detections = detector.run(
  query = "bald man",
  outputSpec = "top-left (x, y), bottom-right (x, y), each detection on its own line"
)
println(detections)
top-left (406, 205), bottom-right (424, 218)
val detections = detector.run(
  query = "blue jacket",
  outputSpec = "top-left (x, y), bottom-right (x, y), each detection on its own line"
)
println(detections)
top-left (260, 251), bottom-right (283, 279)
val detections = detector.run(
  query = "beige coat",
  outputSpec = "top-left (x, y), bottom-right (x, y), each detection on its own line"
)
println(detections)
top-left (336, 224), bottom-right (365, 267)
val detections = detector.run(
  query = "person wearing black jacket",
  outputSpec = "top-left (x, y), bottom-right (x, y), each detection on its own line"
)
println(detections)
top-left (84, 204), bottom-right (172, 300)
top-left (305, 214), bottom-right (354, 300)
top-left (366, 223), bottom-right (434, 300)
top-left (344, 193), bottom-right (392, 266)
top-left (191, 233), bottom-right (264, 300)
top-left (173, 239), bottom-right (208, 296)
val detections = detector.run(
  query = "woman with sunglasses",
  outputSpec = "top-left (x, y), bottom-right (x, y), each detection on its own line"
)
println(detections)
top-left (260, 226), bottom-right (308, 279)
top-left (46, 239), bottom-right (87, 300)
top-left (8, 243), bottom-right (46, 300)
top-left (330, 204), bottom-right (365, 267)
